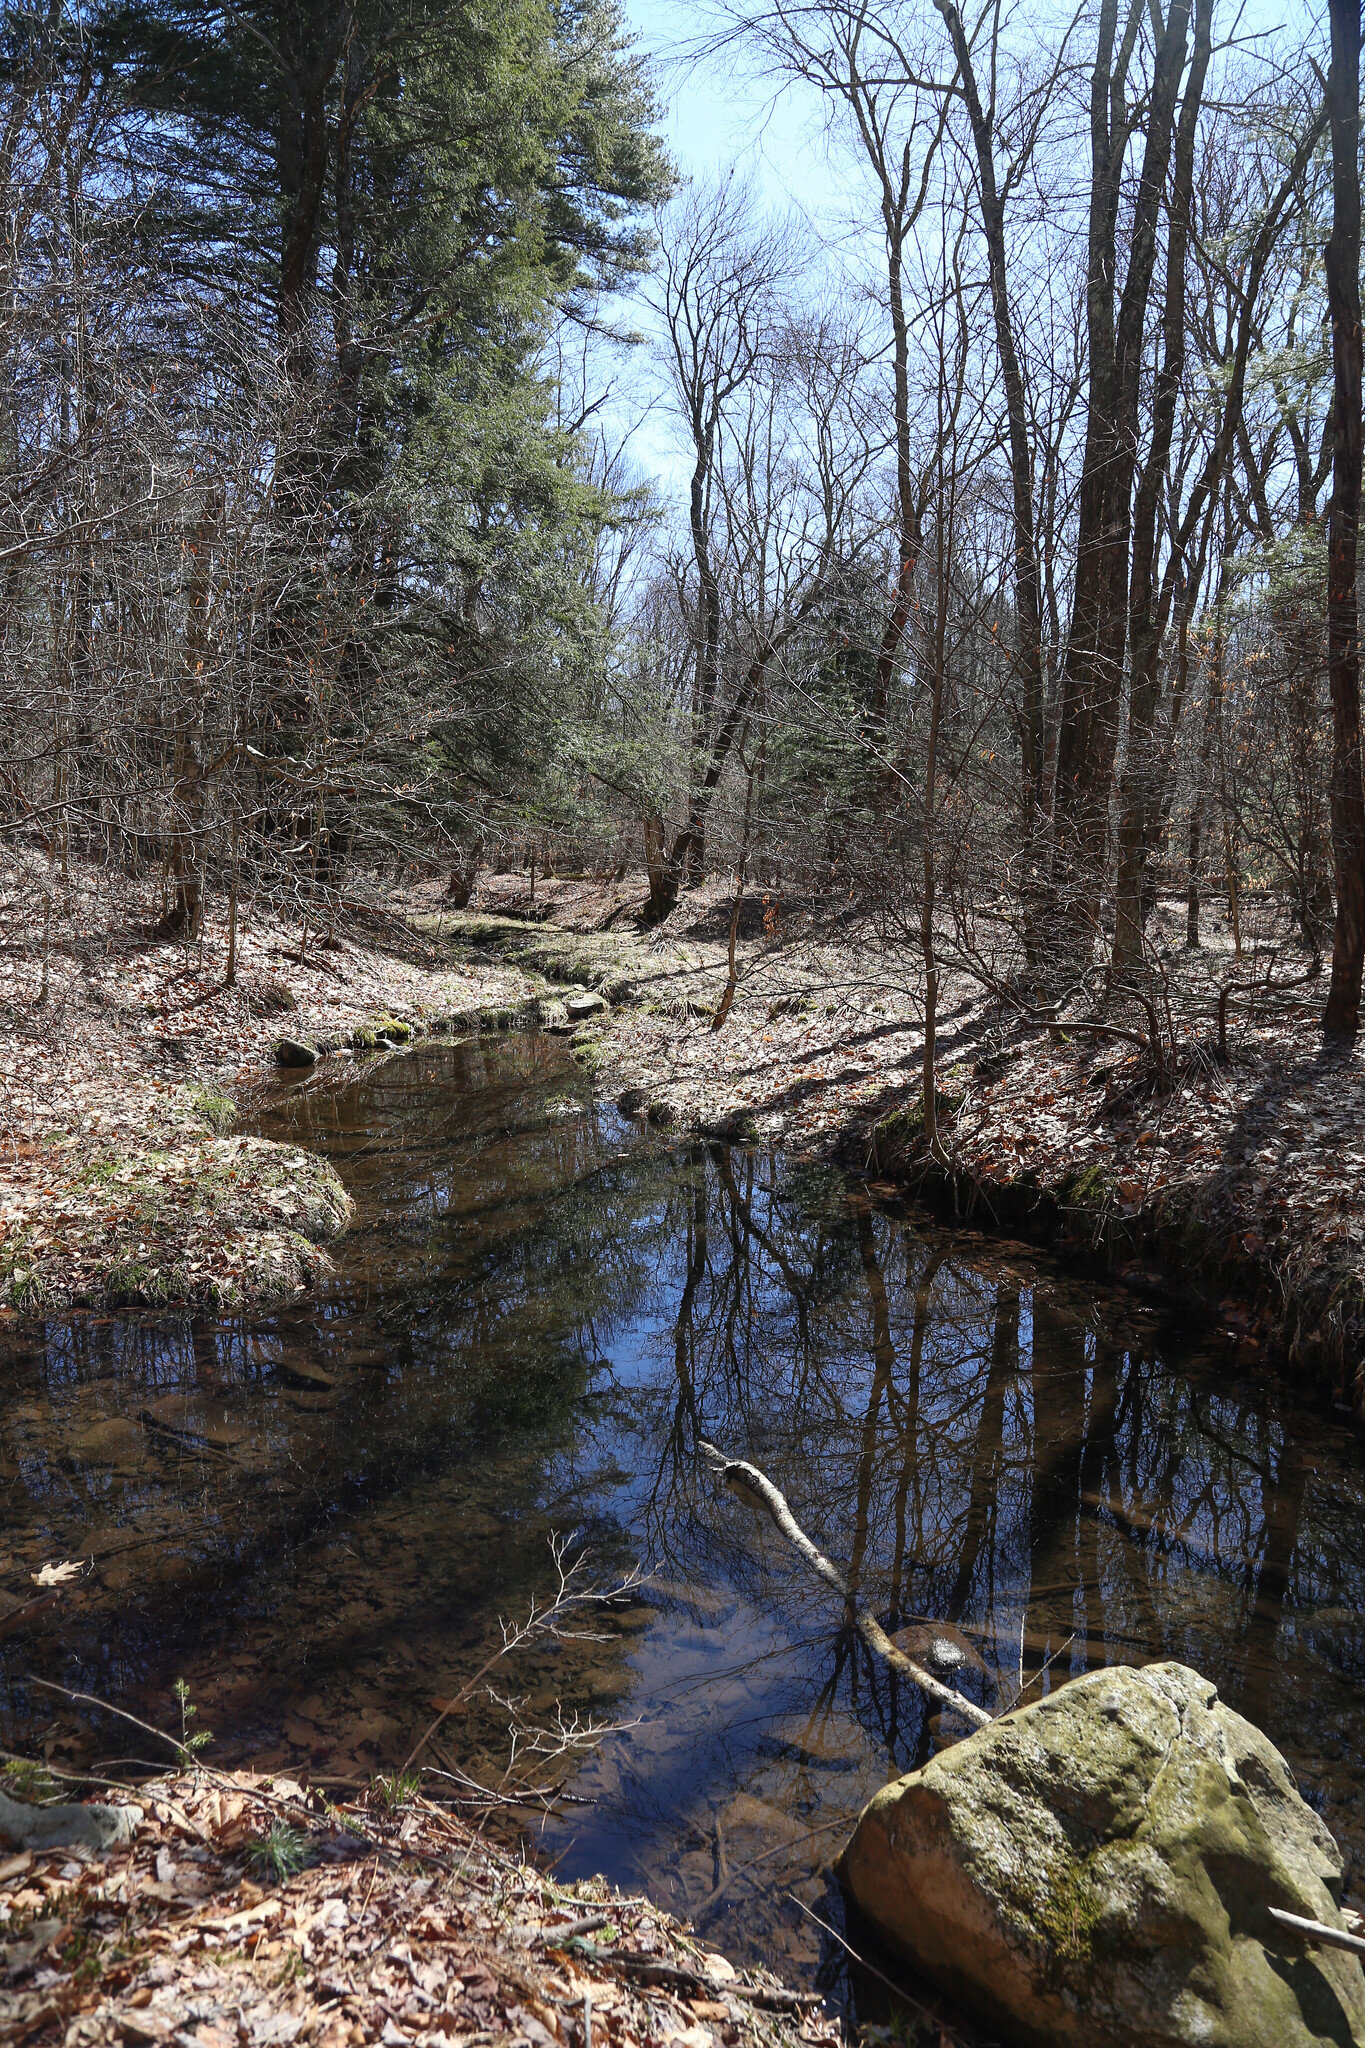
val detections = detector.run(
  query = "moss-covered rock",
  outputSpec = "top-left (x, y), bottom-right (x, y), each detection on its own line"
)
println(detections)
top-left (183, 1084), bottom-right (237, 1134)
top-left (376, 1016), bottom-right (413, 1042)
top-left (839, 1660), bottom-right (1365, 2047)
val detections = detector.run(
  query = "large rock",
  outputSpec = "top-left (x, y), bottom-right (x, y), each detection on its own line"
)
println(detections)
top-left (0, 1790), bottom-right (141, 1853)
top-left (838, 1660), bottom-right (1365, 2048)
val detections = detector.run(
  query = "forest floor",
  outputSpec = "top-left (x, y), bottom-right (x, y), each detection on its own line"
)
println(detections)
top-left (0, 1765), bottom-right (850, 2048)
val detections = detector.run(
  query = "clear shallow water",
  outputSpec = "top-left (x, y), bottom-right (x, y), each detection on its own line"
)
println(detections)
top-left (2, 1031), bottom-right (1365, 1991)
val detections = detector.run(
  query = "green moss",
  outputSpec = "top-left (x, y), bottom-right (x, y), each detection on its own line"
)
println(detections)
top-left (570, 1031), bottom-right (608, 1075)
top-left (2, 1758), bottom-right (60, 1805)
top-left (1063, 1165), bottom-right (1116, 1217)
top-left (74, 1155), bottom-right (119, 1186)
top-left (872, 1084), bottom-right (965, 1165)
top-left (1031, 1850), bottom-right (1106, 1986)
top-left (351, 1025), bottom-right (378, 1049)
top-left (376, 1016), bottom-right (412, 1042)
top-left (185, 1085), bottom-right (236, 1134)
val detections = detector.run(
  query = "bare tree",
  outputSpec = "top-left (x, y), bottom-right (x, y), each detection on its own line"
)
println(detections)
top-left (1323, 0), bottom-right (1365, 1036)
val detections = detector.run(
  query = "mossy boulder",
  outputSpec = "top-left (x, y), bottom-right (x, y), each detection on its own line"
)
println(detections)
top-left (375, 1016), bottom-right (413, 1042)
top-left (838, 1660), bottom-right (1365, 2048)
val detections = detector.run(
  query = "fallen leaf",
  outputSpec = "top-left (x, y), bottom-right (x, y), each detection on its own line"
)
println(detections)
top-left (31, 1560), bottom-right (83, 1587)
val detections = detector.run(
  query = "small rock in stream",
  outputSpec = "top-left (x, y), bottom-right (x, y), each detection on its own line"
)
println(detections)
top-left (565, 990), bottom-right (607, 1019)
top-left (278, 1358), bottom-right (337, 1391)
top-left (141, 1394), bottom-right (247, 1448)
top-left (68, 1417), bottom-right (147, 1469)
top-left (274, 1037), bottom-right (319, 1067)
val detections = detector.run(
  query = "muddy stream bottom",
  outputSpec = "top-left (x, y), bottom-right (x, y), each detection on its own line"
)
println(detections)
top-left (3, 1032), bottom-right (1365, 1990)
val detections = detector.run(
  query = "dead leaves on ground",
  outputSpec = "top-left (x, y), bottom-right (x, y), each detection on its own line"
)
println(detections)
top-left (0, 1773), bottom-right (841, 2048)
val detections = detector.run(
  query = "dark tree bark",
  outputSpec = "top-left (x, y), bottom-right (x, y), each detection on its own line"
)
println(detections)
top-left (1110, 0), bottom-right (1212, 974)
top-left (1323, 0), bottom-right (1365, 1037)
top-left (1051, 0), bottom-right (1195, 948)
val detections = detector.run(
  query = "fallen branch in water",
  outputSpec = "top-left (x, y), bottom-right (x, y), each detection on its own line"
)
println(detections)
top-left (696, 1441), bottom-right (991, 1729)
top-left (401, 1533), bottom-right (646, 1775)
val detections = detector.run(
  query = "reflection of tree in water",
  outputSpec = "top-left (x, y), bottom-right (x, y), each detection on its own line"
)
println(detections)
top-left (6, 1043), bottom-right (1365, 1969)
top-left (558, 1139), bottom-right (1365, 1957)
top-left (0, 1038), bottom-right (680, 1774)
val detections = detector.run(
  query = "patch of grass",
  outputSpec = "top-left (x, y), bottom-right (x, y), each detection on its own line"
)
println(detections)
top-left (75, 1155), bottom-right (119, 1187)
top-left (2, 1757), bottom-right (61, 1805)
top-left (106, 1257), bottom-right (187, 1306)
top-left (245, 1822), bottom-right (310, 1886)
top-left (371, 1768), bottom-right (422, 1812)
top-left (569, 1031), bottom-right (609, 1075)
top-left (5, 1263), bottom-right (46, 1313)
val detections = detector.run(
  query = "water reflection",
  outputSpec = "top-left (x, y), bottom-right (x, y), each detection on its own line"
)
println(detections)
top-left (1, 1033), bottom-right (1364, 1986)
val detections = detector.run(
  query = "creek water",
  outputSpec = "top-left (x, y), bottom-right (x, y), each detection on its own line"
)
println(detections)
top-left (3, 1030), bottom-right (1365, 1987)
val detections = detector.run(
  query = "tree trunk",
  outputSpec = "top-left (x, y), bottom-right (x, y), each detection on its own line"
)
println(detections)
top-left (1053, 0), bottom-right (1194, 953)
top-left (932, 0), bottom-right (1045, 823)
top-left (1111, 0), bottom-right (1212, 977)
top-left (1186, 681), bottom-right (1217, 948)
top-left (446, 838), bottom-right (482, 908)
top-left (642, 815), bottom-right (669, 920)
top-left (1324, 0), bottom-right (1365, 1037)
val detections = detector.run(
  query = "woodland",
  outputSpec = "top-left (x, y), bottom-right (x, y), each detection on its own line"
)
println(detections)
top-left (1, 0), bottom-right (1363, 1071)
top-left (7, 7), bottom-right (1365, 2039)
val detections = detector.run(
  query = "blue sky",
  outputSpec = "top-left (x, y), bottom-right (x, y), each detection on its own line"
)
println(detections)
top-left (610, 0), bottom-right (1320, 511)
top-left (621, 1), bottom-right (839, 213)
top-left (609, 3), bottom-right (850, 505)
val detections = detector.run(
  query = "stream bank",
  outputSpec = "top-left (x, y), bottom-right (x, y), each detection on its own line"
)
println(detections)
top-left (8, 855), bottom-right (1359, 1398)
top-left (0, 855), bottom-right (550, 1315)
top-left (1, 1766), bottom-right (845, 2048)
top-left (427, 883), bottom-right (1365, 1412)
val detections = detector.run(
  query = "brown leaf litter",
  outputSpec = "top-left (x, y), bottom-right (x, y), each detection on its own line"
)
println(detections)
top-left (0, 1773), bottom-right (843, 2048)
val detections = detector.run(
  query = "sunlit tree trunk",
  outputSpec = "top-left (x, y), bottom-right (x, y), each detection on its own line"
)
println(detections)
top-left (1323, 0), bottom-right (1365, 1036)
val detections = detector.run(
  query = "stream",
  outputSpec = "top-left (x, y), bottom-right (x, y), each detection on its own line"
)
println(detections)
top-left (3, 1029), bottom-right (1365, 1988)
